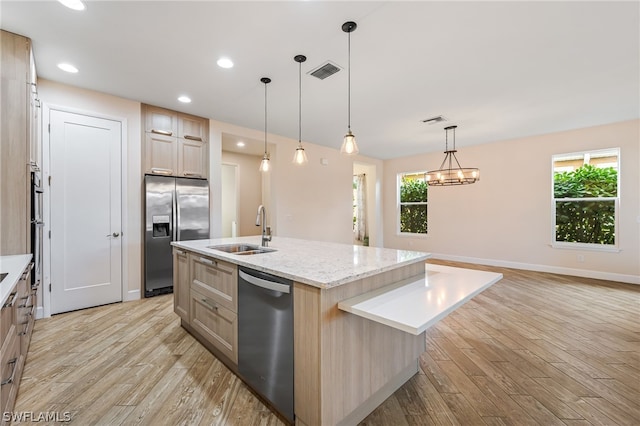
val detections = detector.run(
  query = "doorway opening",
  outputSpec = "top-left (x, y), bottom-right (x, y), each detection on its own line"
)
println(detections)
top-left (353, 162), bottom-right (378, 247)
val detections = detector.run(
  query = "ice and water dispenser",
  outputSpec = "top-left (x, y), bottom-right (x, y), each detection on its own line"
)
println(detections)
top-left (152, 215), bottom-right (170, 238)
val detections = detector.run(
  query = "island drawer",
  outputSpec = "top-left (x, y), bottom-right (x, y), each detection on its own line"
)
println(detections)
top-left (190, 256), bottom-right (237, 312)
top-left (0, 326), bottom-right (19, 414)
top-left (190, 288), bottom-right (237, 364)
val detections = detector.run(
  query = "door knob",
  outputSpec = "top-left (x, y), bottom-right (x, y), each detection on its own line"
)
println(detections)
top-left (112, 232), bottom-right (120, 237)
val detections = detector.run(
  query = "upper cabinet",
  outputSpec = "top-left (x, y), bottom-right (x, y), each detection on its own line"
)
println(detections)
top-left (144, 105), bottom-right (177, 136)
top-left (142, 104), bottom-right (209, 179)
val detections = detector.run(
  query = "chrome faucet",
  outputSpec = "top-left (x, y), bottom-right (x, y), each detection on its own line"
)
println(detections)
top-left (256, 204), bottom-right (272, 247)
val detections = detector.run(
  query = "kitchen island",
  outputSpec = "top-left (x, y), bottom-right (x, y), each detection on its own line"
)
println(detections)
top-left (172, 236), bottom-right (501, 426)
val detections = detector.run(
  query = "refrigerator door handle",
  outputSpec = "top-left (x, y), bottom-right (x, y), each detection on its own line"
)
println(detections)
top-left (176, 189), bottom-right (181, 241)
top-left (172, 188), bottom-right (177, 241)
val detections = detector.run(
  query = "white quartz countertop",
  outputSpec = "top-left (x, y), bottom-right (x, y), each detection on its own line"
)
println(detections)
top-left (338, 264), bottom-right (502, 335)
top-left (0, 254), bottom-right (32, 306)
top-left (172, 236), bottom-right (430, 289)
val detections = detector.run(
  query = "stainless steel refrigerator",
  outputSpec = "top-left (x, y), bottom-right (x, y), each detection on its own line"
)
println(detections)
top-left (144, 175), bottom-right (209, 297)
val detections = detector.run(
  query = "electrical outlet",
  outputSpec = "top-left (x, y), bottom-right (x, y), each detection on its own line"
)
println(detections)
top-left (577, 255), bottom-right (585, 262)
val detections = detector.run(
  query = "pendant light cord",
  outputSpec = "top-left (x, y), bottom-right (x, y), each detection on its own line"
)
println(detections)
top-left (347, 29), bottom-right (351, 131)
top-left (264, 81), bottom-right (267, 155)
top-left (299, 60), bottom-right (302, 143)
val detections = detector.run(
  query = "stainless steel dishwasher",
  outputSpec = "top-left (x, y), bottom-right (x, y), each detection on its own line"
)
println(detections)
top-left (238, 267), bottom-right (294, 423)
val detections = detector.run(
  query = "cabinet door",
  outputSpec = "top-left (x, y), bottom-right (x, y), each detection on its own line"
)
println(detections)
top-left (177, 138), bottom-right (207, 179)
top-left (190, 256), bottom-right (237, 312)
top-left (190, 288), bottom-right (237, 364)
top-left (28, 47), bottom-right (40, 170)
top-left (173, 248), bottom-right (190, 322)
top-left (0, 326), bottom-right (19, 415)
top-left (144, 105), bottom-right (177, 136)
top-left (144, 133), bottom-right (177, 176)
top-left (178, 114), bottom-right (207, 142)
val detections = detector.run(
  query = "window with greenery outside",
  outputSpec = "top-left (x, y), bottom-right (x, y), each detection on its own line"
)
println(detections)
top-left (399, 173), bottom-right (428, 234)
top-left (553, 150), bottom-right (618, 246)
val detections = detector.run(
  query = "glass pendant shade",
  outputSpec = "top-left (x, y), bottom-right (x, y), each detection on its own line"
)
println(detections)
top-left (259, 77), bottom-right (271, 173)
top-left (259, 154), bottom-right (270, 173)
top-left (292, 143), bottom-right (308, 165)
top-left (341, 130), bottom-right (359, 155)
top-left (425, 125), bottom-right (479, 186)
top-left (293, 55), bottom-right (308, 165)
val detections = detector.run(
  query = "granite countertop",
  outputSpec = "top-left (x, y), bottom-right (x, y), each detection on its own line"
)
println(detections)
top-left (0, 254), bottom-right (32, 306)
top-left (172, 236), bottom-right (430, 289)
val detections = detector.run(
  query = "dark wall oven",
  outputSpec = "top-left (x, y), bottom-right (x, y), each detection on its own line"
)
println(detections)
top-left (31, 171), bottom-right (43, 290)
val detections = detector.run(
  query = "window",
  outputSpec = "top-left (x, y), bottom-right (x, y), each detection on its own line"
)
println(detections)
top-left (398, 172), bottom-right (428, 234)
top-left (552, 148), bottom-right (619, 249)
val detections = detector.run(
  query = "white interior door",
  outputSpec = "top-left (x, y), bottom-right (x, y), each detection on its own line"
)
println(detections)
top-left (50, 110), bottom-right (122, 314)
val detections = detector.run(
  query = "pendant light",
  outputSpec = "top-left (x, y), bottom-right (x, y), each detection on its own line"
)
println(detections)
top-left (259, 77), bottom-right (271, 173)
top-left (426, 126), bottom-right (480, 186)
top-left (293, 55), bottom-right (308, 165)
top-left (340, 21), bottom-right (359, 155)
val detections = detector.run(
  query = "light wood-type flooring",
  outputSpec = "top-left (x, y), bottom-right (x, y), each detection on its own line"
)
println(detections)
top-left (14, 261), bottom-right (640, 425)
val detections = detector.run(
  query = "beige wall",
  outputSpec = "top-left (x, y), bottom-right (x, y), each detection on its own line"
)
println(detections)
top-left (383, 119), bottom-right (640, 283)
top-left (209, 120), bottom-right (354, 244)
top-left (38, 78), bottom-right (143, 299)
top-left (221, 151), bottom-right (262, 236)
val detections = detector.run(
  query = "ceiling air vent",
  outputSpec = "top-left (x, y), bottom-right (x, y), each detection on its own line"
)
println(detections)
top-left (308, 61), bottom-right (341, 80)
top-left (422, 115), bottom-right (447, 125)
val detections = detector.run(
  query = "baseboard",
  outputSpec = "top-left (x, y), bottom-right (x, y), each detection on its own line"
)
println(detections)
top-left (35, 306), bottom-right (45, 320)
top-left (124, 288), bottom-right (141, 301)
top-left (430, 253), bottom-right (640, 285)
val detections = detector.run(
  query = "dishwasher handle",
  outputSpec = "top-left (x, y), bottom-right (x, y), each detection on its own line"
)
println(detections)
top-left (239, 270), bottom-right (290, 294)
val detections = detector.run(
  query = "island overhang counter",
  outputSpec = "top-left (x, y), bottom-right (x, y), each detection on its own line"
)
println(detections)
top-left (171, 236), bottom-right (501, 426)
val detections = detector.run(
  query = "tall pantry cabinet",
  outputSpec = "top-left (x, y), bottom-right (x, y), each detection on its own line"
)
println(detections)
top-left (0, 30), bottom-right (39, 255)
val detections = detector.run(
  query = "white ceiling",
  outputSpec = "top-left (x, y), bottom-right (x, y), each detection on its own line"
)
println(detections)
top-left (1, 1), bottom-right (638, 159)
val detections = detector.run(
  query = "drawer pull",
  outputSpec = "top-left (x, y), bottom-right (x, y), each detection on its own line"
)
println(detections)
top-left (175, 249), bottom-right (185, 256)
top-left (199, 257), bottom-right (215, 266)
top-left (200, 298), bottom-right (218, 311)
top-left (1, 358), bottom-right (18, 386)
top-left (151, 168), bottom-right (173, 175)
top-left (183, 172), bottom-right (202, 178)
top-left (151, 129), bottom-right (172, 136)
top-left (3, 292), bottom-right (17, 309)
top-left (183, 135), bottom-right (202, 141)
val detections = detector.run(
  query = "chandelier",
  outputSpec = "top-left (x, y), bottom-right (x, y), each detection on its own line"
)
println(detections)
top-left (425, 125), bottom-right (479, 186)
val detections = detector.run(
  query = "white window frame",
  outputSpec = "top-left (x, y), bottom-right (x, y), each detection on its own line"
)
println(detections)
top-left (551, 148), bottom-right (620, 252)
top-left (397, 171), bottom-right (428, 237)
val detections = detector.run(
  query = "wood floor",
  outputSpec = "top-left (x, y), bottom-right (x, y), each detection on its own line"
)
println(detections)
top-left (14, 261), bottom-right (640, 425)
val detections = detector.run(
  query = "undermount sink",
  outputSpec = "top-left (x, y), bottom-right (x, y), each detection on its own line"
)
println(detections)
top-left (208, 244), bottom-right (276, 255)
top-left (0, 272), bottom-right (7, 284)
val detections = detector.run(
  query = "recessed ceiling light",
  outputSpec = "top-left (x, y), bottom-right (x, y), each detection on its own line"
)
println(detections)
top-left (217, 57), bottom-right (234, 69)
top-left (57, 63), bottom-right (78, 73)
top-left (57, 0), bottom-right (85, 11)
top-left (236, 141), bottom-right (245, 148)
top-left (178, 96), bottom-right (191, 103)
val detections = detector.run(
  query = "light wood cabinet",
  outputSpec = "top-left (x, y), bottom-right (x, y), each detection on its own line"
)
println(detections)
top-left (178, 114), bottom-right (207, 141)
top-left (28, 48), bottom-right (40, 171)
top-left (144, 105), bottom-right (177, 136)
top-left (0, 261), bottom-right (34, 421)
top-left (178, 138), bottom-right (206, 178)
top-left (0, 30), bottom-right (32, 255)
top-left (173, 248), bottom-right (190, 322)
top-left (190, 256), bottom-right (237, 312)
top-left (190, 288), bottom-right (237, 364)
top-left (142, 104), bottom-right (208, 178)
top-left (144, 133), bottom-right (178, 176)
top-left (172, 253), bottom-right (238, 365)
